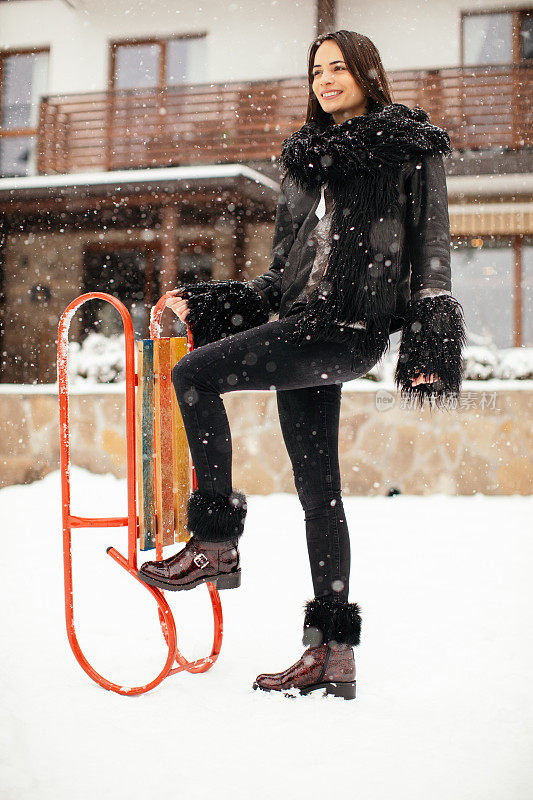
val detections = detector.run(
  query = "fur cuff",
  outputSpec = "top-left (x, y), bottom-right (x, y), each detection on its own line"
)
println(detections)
top-left (394, 294), bottom-right (467, 410)
top-left (186, 489), bottom-right (247, 542)
top-left (176, 280), bottom-right (269, 346)
top-left (303, 597), bottom-right (362, 647)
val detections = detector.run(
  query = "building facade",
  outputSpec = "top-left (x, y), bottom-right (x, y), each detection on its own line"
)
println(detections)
top-left (0, 0), bottom-right (531, 382)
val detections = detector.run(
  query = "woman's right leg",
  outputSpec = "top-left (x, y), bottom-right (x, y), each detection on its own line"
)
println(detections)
top-left (139, 315), bottom-right (376, 593)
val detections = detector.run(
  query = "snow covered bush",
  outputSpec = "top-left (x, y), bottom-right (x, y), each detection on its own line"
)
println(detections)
top-left (68, 332), bottom-right (127, 384)
top-left (460, 345), bottom-right (533, 380)
top-left (362, 344), bottom-right (533, 383)
top-left (461, 345), bottom-right (500, 380)
top-left (494, 348), bottom-right (533, 380)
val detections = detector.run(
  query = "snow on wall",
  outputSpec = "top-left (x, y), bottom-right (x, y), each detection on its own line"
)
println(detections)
top-left (66, 334), bottom-right (533, 385)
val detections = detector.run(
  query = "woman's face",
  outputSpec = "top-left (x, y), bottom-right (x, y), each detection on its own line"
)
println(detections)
top-left (312, 40), bottom-right (368, 124)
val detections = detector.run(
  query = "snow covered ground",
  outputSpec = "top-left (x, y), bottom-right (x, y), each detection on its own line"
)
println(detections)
top-left (1, 469), bottom-right (532, 800)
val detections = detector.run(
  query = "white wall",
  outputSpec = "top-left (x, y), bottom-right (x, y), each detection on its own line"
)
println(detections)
top-left (0, 0), bottom-right (315, 94)
top-left (338, 0), bottom-right (528, 70)
top-left (0, 0), bottom-right (526, 96)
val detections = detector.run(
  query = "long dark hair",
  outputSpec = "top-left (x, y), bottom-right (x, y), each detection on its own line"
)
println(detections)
top-left (305, 30), bottom-right (394, 125)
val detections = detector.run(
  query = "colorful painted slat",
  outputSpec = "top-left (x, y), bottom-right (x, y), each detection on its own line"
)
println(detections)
top-left (154, 337), bottom-right (175, 548)
top-left (136, 335), bottom-right (190, 552)
top-left (137, 340), bottom-right (156, 550)
top-left (170, 337), bottom-right (190, 542)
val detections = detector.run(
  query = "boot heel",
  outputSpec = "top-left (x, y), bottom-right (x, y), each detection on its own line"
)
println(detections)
top-left (324, 681), bottom-right (356, 700)
top-left (215, 570), bottom-right (241, 590)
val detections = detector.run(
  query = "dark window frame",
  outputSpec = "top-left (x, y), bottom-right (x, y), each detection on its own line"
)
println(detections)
top-left (460, 7), bottom-right (533, 66)
top-left (0, 46), bottom-right (49, 134)
top-left (109, 33), bottom-right (208, 91)
top-left (81, 241), bottom-right (162, 339)
top-left (451, 233), bottom-right (530, 346)
top-left (0, 46), bottom-right (50, 176)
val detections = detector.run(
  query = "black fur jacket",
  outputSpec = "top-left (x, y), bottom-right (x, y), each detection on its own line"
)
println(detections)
top-left (174, 103), bottom-right (466, 410)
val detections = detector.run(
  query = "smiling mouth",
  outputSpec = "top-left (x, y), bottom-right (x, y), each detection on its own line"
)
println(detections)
top-left (322, 90), bottom-right (343, 99)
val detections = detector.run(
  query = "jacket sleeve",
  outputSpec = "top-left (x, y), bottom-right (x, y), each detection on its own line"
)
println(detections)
top-left (394, 152), bottom-right (467, 410)
top-left (245, 178), bottom-right (297, 314)
top-left (405, 152), bottom-right (452, 300)
top-left (174, 178), bottom-right (298, 345)
top-left (173, 279), bottom-right (270, 347)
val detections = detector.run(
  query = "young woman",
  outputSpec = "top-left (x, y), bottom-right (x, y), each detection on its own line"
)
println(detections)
top-left (138, 30), bottom-right (466, 700)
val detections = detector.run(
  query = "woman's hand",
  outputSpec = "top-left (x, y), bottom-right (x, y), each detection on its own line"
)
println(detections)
top-left (411, 372), bottom-right (440, 386)
top-left (165, 289), bottom-right (189, 323)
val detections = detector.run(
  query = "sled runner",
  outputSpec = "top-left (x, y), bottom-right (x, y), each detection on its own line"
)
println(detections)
top-left (57, 292), bottom-right (223, 696)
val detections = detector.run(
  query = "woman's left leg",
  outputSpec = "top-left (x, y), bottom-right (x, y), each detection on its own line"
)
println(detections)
top-left (252, 383), bottom-right (359, 698)
top-left (276, 383), bottom-right (350, 603)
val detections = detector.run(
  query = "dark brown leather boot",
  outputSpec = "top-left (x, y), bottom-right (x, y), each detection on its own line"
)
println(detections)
top-left (253, 642), bottom-right (356, 699)
top-left (138, 534), bottom-right (240, 591)
top-left (138, 488), bottom-right (246, 591)
top-left (253, 596), bottom-right (362, 699)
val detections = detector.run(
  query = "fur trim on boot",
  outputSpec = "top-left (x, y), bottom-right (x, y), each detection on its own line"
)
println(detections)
top-left (395, 294), bottom-right (467, 410)
top-left (186, 489), bottom-right (247, 542)
top-left (175, 279), bottom-right (269, 347)
top-left (303, 597), bottom-right (362, 647)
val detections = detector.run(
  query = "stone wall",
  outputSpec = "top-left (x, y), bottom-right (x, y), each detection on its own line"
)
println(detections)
top-left (0, 219), bottom-right (273, 383)
top-left (1, 382), bottom-right (531, 496)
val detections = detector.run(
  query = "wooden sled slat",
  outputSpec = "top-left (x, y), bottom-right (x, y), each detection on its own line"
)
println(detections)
top-left (137, 340), bottom-right (156, 551)
top-left (136, 334), bottom-right (190, 550)
top-left (154, 338), bottom-right (175, 548)
top-left (170, 337), bottom-right (190, 543)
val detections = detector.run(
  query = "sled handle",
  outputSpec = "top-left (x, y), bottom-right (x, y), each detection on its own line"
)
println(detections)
top-left (150, 291), bottom-right (194, 353)
top-left (57, 292), bottom-right (220, 695)
top-left (58, 292), bottom-right (138, 568)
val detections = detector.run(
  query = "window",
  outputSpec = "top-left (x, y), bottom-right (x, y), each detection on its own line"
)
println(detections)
top-left (451, 237), bottom-right (515, 348)
top-left (462, 9), bottom-right (533, 65)
top-left (82, 246), bottom-right (161, 339)
top-left (114, 43), bottom-right (160, 90)
top-left (0, 48), bottom-right (49, 177)
top-left (463, 12), bottom-right (513, 65)
top-left (522, 11), bottom-right (533, 59)
top-left (111, 35), bottom-right (207, 90)
top-left (166, 37), bottom-right (207, 85)
top-left (178, 241), bottom-right (214, 284)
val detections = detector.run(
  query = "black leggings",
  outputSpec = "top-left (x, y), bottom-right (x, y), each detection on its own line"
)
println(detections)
top-left (172, 315), bottom-right (378, 601)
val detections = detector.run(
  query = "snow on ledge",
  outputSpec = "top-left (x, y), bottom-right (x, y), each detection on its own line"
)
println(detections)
top-left (0, 163), bottom-right (280, 194)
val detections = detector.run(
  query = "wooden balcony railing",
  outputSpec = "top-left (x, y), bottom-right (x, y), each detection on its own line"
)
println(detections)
top-left (36, 64), bottom-right (532, 175)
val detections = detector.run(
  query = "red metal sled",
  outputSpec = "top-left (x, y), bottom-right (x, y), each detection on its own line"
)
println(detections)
top-left (57, 292), bottom-right (223, 695)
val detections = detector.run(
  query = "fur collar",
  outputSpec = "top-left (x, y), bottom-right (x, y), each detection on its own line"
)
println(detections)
top-left (278, 103), bottom-right (453, 364)
top-left (279, 102), bottom-right (452, 190)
